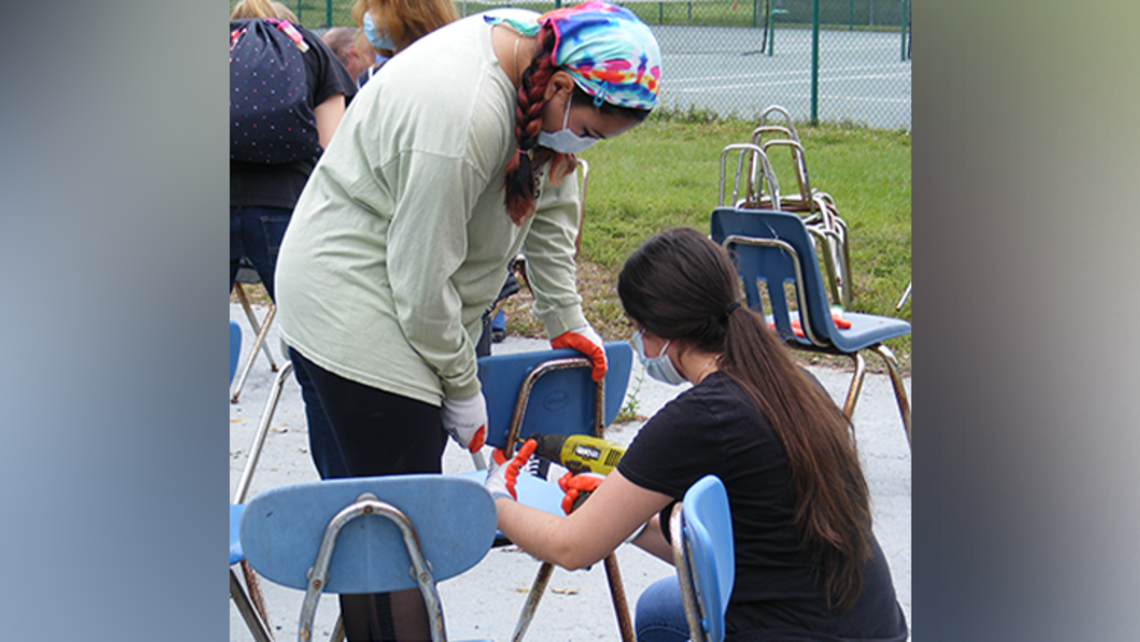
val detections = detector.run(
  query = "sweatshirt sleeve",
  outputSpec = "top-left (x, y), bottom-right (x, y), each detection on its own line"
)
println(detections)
top-left (386, 149), bottom-right (490, 401)
top-left (522, 165), bottom-right (588, 339)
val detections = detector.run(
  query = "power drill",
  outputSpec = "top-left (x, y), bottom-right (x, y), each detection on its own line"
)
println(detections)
top-left (530, 433), bottom-right (626, 475)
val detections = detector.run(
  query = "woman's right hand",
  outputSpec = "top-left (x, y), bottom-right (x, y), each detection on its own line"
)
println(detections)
top-left (441, 392), bottom-right (488, 452)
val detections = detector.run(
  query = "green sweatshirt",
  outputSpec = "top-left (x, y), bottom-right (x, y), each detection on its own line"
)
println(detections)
top-left (275, 12), bottom-right (586, 406)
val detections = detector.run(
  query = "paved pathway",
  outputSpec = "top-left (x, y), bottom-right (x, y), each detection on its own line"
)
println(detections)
top-left (229, 303), bottom-right (911, 641)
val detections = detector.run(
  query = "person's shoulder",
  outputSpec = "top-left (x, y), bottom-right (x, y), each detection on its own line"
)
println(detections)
top-left (295, 25), bottom-right (334, 55)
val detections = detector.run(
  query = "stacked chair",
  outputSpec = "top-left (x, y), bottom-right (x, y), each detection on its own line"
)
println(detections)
top-left (719, 105), bottom-right (852, 309)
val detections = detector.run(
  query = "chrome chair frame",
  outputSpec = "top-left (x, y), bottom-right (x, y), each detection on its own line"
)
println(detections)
top-left (231, 360), bottom-right (295, 641)
top-left (231, 279), bottom-right (279, 403)
top-left (240, 476), bottom-right (496, 642)
top-left (498, 356), bottom-right (635, 642)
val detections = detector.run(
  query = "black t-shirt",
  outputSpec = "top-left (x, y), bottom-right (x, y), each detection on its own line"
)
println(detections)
top-left (230, 24), bottom-right (357, 210)
top-left (618, 372), bottom-right (908, 642)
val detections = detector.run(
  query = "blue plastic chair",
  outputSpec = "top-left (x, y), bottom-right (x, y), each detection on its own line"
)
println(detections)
top-left (668, 475), bottom-right (735, 642)
top-left (240, 475), bottom-right (497, 642)
top-left (457, 341), bottom-right (636, 642)
top-left (230, 320), bottom-right (243, 384)
top-left (710, 207), bottom-right (911, 445)
top-left (229, 322), bottom-right (274, 642)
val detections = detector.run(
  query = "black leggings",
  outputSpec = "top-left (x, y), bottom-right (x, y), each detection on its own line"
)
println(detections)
top-left (292, 349), bottom-right (447, 642)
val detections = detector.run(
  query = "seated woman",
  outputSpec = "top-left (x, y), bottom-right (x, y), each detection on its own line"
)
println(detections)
top-left (487, 227), bottom-right (909, 642)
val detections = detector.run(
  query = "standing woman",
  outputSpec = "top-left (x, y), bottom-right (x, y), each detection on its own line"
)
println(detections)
top-left (229, 0), bottom-right (356, 299)
top-left (288, 0), bottom-right (460, 485)
top-left (488, 228), bottom-right (909, 642)
top-left (273, 3), bottom-right (661, 640)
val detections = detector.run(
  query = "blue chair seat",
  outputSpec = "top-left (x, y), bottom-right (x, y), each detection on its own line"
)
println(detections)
top-left (455, 469), bottom-right (567, 544)
top-left (769, 310), bottom-right (911, 353)
top-left (230, 504), bottom-right (245, 566)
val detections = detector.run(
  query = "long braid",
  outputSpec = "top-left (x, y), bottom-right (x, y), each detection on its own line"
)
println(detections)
top-left (503, 26), bottom-right (576, 225)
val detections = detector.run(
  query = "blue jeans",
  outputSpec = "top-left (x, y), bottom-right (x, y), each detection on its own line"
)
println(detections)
top-left (230, 206), bottom-right (347, 480)
top-left (230, 206), bottom-right (290, 300)
top-left (636, 577), bottom-right (690, 642)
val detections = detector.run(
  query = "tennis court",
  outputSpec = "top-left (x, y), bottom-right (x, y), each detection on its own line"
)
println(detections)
top-left (653, 25), bottom-right (911, 128)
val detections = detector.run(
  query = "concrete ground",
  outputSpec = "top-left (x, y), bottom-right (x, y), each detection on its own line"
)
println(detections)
top-left (229, 302), bottom-right (911, 641)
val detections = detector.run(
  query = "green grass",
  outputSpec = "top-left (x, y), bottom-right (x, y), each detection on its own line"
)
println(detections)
top-left (502, 114), bottom-right (911, 371)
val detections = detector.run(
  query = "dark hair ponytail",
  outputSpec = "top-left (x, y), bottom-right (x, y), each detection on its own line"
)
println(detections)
top-left (618, 227), bottom-right (872, 612)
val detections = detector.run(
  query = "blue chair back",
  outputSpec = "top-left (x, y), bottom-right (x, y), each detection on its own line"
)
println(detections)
top-left (240, 474), bottom-right (496, 593)
top-left (477, 341), bottom-right (633, 451)
top-left (710, 207), bottom-right (835, 350)
top-left (680, 475), bottom-right (735, 642)
top-left (710, 207), bottom-right (911, 354)
top-left (229, 320), bottom-right (242, 384)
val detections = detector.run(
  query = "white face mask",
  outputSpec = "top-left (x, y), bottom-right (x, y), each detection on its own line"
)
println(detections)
top-left (538, 99), bottom-right (598, 154)
top-left (363, 12), bottom-right (395, 51)
top-left (631, 330), bottom-right (686, 386)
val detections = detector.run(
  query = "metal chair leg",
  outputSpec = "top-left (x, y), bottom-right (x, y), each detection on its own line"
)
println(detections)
top-left (872, 343), bottom-right (911, 446)
top-left (232, 283), bottom-right (279, 403)
top-left (511, 561), bottom-right (555, 642)
top-left (231, 567), bottom-right (274, 642)
top-left (233, 361), bottom-right (294, 505)
top-left (602, 553), bottom-right (636, 642)
top-left (510, 555), bottom-right (634, 642)
top-left (841, 352), bottom-right (868, 421)
top-left (241, 559), bottom-right (273, 639)
top-left (896, 280), bottom-right (912, 310)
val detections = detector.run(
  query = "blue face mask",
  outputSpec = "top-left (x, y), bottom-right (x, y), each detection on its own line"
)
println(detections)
top-left (538, 99), bottom-right (598, 154)
top-left (363, 12), bottom-right (395, 51)
top-left (631, 330), bottom-right (686, 386)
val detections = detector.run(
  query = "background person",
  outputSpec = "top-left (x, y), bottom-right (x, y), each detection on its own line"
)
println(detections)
top-left (321, 26), bottom-right (373, 81)
top-left (350, 0), bottom-right (457, 87)
top-left (274, 4), bottom-right (661, 639)
top-left (487, 227), bottom-right (909, 642)
top-left (229, 0), bottom-right (355, 299)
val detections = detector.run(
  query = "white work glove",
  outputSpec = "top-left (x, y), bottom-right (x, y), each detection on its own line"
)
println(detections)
top-left (441, 391), bottom-right (487, 453)
top-left (485, 439), bottom-right (537, 501)
top-left (551, 325), bottom-right (607, 382)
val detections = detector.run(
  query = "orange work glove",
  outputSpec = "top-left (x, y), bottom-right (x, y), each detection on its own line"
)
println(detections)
top-left (550, 325), bottom-right (607, 382)
top-left (771, 308), bottom-right (852, 338)
top-left (485, 438), bottom-right (537, 501)
top-left (558, 471), bottom-right (606, 514)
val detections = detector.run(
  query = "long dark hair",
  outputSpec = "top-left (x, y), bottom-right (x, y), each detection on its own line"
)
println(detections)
top-left (617, 226), bottom-right (872, 612)
top-left (503, 24), bottom-right (649, 224)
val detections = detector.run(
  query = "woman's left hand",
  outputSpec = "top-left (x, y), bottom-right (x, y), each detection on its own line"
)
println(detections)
top-left (551, 325), bottom-right (607, 381)
top-left (485, 438), bottom-right (537, 501)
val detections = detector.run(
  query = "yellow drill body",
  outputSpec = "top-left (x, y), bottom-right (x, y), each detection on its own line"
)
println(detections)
top-left (531, 433), bottom-right (626, 475)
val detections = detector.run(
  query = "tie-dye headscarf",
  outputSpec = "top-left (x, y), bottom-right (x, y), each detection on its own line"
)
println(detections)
top-left (485, 1), bottom-right (661, 111)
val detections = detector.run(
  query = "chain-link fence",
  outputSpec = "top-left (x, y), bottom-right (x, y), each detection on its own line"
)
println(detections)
top-left (244, 0), bottom-right (910, 129)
